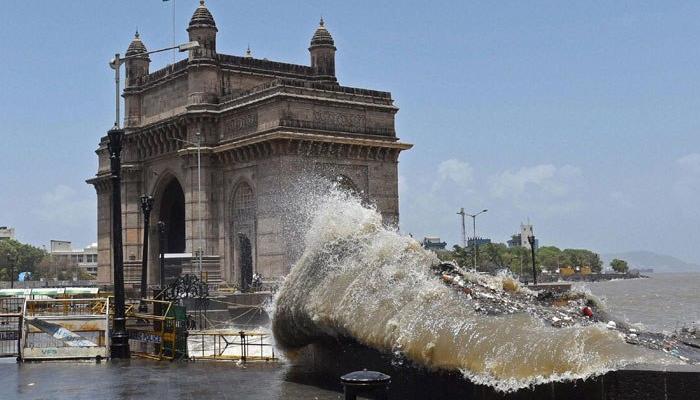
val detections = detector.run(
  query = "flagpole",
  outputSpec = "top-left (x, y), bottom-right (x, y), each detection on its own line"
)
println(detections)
top-left (172, 0), bottom-right (176, 64)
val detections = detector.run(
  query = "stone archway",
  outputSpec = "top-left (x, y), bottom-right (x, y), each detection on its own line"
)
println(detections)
top-left (238, 233), bottom-right (253, 291)
top-left (159, 179), bottom-right (186, 254)
top-left (231, 182), bottom-right (256, 287)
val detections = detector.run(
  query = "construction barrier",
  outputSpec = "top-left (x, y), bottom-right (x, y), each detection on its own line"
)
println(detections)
top-left (188, 330), bottom-right (277, 363)
top-left (126, 299), bottom-right (188, 360)
top-left (0, 297), bottom-right (23, 358)
top-left (21, 298), bottom-right (110, 360)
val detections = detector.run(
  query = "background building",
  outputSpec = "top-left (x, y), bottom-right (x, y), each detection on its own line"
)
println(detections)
top-left (0, 226), bottom-right (16, 241)
top-left (49, 240), bottom-right (98, 278)
top-left (507, 223), bottom-right (539, 250)
top-left (467, 237), bottom-right (492, 248)
top-left (422, 236), bottom-right (447, 252)
top-left (88, 2), bottom-right (411, 286)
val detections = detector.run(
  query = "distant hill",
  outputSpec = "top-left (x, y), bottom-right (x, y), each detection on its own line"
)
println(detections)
top-left (602, 251), bottom-right (700, 273)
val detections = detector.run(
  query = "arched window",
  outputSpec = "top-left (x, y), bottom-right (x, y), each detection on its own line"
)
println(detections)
top-left (231, 182), bottom-right (255, 288)
top-left (233, 183), bottom-right (255, 222)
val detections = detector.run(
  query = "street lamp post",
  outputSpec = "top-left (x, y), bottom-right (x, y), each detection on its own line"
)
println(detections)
top-left (106, 39), bottom-right (199, 359)
top-left (171, 134), bottom-right (203, 282)
top-left (107, 127), bottom-right (129, 359)
top-left (158, 221), bottom-right (167, 291)
top-left (527, 235), bottom-right (537, 285)
top-left (465, 209), bottom-right (488, 270)
top-left (139, 195), bottom-right (154, 312)
top-left (5, 253), bottom-right (15, 289)
top-left (109, 40), bottom-right (200, 129)
top-left (10, 256), bottom-right (15, 289)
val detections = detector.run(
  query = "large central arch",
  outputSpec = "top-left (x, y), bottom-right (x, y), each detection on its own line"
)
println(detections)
top-left (159, 178), bottom-right (186, 254)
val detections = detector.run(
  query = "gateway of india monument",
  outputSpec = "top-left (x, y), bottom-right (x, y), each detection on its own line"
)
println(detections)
top-left (88, 1), bottom-right (411, 287)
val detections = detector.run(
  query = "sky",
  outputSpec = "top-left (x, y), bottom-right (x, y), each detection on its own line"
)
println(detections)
top-left (1, 1), bottom-right (700, 262)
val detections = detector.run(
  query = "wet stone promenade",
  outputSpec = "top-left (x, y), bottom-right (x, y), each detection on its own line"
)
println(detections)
top-left (0, 359), bottom-right (343, 400)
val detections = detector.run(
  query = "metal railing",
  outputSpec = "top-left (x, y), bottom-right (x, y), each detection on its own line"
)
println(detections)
top-left (188, 330), bottom-right (277, 363)
top-left (0, 297), bottom-right (23, 357)
top-left (21, 298), bottom-right (110, 360)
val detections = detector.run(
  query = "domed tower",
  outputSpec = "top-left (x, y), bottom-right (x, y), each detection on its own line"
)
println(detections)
top-left (124, 31), bottom-right (150, 127)
top-left (125, 31), bottom-right (150, 88)
top-left (186, 0), bottom-right (219, 106)
top-left (309, 18), bottom-right (337, 84)
top-left (187, 0), bottom-right (217, 60)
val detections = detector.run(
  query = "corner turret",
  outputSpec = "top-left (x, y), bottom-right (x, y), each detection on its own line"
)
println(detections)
top-left (125, 31), bottom-right (150, 87)
top-left (124, 31), bottom-right (149, 127)
top-left (309, 18), bottom-right (337, 84)
top-left (187, 0), bottom-right (217, 60)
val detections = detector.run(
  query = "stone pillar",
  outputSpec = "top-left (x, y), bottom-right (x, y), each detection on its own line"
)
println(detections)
top-left (256, 158), bottom-right (285, 278)
top-left (95, 180), bottom-right (113, 284)
top-left (369, 158), bottom-right (400, 226)
top-left (121, 166), bottom-right (143, 284)
top-left (182, 137), bottom-right (219, 280)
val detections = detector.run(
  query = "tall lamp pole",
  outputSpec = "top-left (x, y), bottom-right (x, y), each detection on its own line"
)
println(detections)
top-left (158, 221), bottom-right (167, 291)
top-left (5, 253), bottom-right (15, 289)
top-left (172, 133), bottom-right (203, 281)
top-left (107, 39), bottom-right (199, 359)
top-left (139, 195), bottom-right (154, 312)
top-left (107, 127), bottom-right (129, 358)
top-left (465, 209), bottom-right (488, 270)
top-left (527, 234), bottom-right (537, 285)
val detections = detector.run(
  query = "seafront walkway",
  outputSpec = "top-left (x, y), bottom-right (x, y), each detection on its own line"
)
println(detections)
top-left (0, 358), bottom-right (342, 400)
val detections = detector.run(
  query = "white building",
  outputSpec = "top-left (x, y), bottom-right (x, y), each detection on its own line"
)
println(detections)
top-left (507, 223), bottom-right (539, 250)
top-left (0, 226), bottom-right (15, 241)
top-left (49, 240), bottom-right (98, 277)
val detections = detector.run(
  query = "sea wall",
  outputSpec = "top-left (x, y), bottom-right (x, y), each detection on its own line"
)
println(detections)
top-left (287, 338), bottom-right (700, 400)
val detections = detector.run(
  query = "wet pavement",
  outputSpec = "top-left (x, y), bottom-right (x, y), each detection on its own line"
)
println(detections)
top-left (0, 358), bottom-right (344, 400)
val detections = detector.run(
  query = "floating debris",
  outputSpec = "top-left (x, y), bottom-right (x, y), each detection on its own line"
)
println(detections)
top-left (431, 262), bottom-right (700, 364)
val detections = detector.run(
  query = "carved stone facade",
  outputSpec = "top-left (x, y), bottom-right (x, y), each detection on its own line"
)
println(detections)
top-left (87, 2), bottom-right (411, 286)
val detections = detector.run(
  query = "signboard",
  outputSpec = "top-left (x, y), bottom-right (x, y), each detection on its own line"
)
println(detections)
top-left (129, 330), bottom-right (162, 344)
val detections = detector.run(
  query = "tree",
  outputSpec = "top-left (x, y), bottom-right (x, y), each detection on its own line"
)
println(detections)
top-left (560, 248), bottom-right (603, 272)
top-left (536, 246), bottom-right (562, 270)
top-left (0, 239), bottom-right (48, 281)
top-left (610, 258), bottom-right (629, 273)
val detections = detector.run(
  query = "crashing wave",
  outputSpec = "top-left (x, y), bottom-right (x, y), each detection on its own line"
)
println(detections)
top-left (272, 188), bottom-right (678, 392)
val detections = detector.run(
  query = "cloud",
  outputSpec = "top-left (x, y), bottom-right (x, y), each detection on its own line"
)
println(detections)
top-left (490, 164), bottom-right (581, 198)
top-left (488, 164), bottom-right (584, 216)
top-left (672, 153), bottom-right (700, 204)
top-left (433, 159), bottom-right (474, 191)
top-left (610, 190), bottom-right (635, 208)
top-left (677, 153), bottom-right (700, 174)
top-left (34, 185), bottom-right (95, 228)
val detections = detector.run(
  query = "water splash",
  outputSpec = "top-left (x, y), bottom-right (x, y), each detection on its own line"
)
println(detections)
top-left (272, 187), bottom-right (678, 392)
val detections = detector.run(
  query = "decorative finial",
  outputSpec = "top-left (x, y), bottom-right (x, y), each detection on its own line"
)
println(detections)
top-left (200, 0), bottom-right (205, 5)
top-left (245, 44), bottom-right (253, 58)
top-left (319, 17), bottom-right (324, 27)
top-left (134, 29), bottom-right (140, 39)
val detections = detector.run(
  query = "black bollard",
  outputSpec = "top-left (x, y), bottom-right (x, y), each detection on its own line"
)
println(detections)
top-left (340, 369), bottom-right (391, 400)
